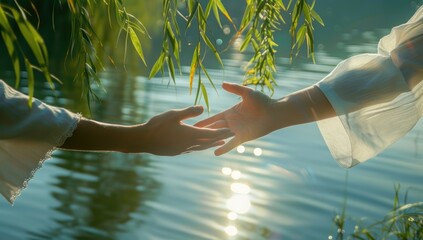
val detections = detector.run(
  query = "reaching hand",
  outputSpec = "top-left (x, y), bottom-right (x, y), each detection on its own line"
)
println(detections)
top-left (195, 82), bottom-right (278, 156)
top-left (138, 105), bottom-right (234, 156)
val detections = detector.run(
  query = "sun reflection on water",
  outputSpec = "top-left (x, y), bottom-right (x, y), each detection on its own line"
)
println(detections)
top-left (225, 225), bottom-right (238, 236)
top-left (227, 212), bottom-right (238, 220)
top-left (230, 183), bottom-right (251, 194)
top-left (236, 145), bottom-right (246, 153)
top-left (221, 145), bottom-right (269, 237)
top-left (230, 170), bottom-right (242, 180)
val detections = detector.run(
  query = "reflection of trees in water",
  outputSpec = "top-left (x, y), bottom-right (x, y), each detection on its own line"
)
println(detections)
top-left (24, 33), bottom-right (158, 238)
top-left (26, 151), bottom-right (160, 240)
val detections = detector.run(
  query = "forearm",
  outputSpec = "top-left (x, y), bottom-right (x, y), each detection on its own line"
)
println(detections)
top-left (59, 118), bottom-right (144, 153)
top-left (271, 85), bottom-right (337, 130)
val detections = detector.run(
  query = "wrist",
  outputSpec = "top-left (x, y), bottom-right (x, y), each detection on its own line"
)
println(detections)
top-left (122, 123), bottom-right (150, 153)
top-left (268, 97), bottom-right (289, 131)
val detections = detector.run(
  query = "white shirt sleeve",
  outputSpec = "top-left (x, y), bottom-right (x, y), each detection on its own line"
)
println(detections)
top-left (316, 6), bottom-right (423, 168)
top-left (0, 80), bottom-right (81, 204)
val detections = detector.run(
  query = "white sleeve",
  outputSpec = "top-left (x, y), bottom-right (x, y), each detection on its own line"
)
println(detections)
top-left (0, 80), bottom-right (81, 204)
top-left (316, 6), bottom-right (423, 168)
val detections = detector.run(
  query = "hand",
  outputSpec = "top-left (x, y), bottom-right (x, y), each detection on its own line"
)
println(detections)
top-left (136, 105), bottom-right (234, 156)
top-left (195, 82), bottom-right (278, 156)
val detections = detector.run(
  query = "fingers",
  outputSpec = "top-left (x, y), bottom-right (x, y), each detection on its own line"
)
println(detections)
top-left (214, 137), bottom-right (241, 156)
top-left (194, 112), bottom-right (225, 127)
top-left (175, 106), bottom-right (204, 121)
top-left (203, 120), bottom-right (228, 129)
top-left (222, 82), bottom-right (252, 97)
top-left (186, 140), bottom-right (226, 152)
top-left (190, 126), bottom-right (234, 139)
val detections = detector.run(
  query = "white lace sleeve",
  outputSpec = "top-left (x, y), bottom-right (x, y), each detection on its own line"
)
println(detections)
top-left (0, 80), bottom-right (81, 204)
top-left (316, 6), bottom-right (423, 168)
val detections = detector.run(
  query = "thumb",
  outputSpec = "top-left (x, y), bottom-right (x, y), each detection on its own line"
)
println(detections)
top-left (177, 106), bottom-right (204, 121)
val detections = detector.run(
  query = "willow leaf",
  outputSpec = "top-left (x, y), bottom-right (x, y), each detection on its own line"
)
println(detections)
top-left (128, 26), bottom-right (146, 65)
top-left (212, 1), bottom-right (222, 28)
top-left (295, 25), bottom-right (307, 49)
top-left (167, 56), bottom-right (176, 83)
top-left (201, 82), bottom-right (209, 111)
top-left (186, 1), bottom-right (198, 28)
top-left (311, 9), bottom-right (324, 26)
top-left (149, 52), bottom-right (165, 79)
top-left (1, 31), bottom-right (20, 88)
top-left (189, 45), bottom-right (199, 93)
top-left (199, 62), bottom-right (216, 92)
top-left (215, 0), bottom-right (232, 24)
top-left (25, 59), bottom-right (34, 107)
top-left (194, 74), bottom-right (201, 105)
top-left (12, 10), bottom-right (45, 66)
top-left (240, 32), bottom-right (252, 52)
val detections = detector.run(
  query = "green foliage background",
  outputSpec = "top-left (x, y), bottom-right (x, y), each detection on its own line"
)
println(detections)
top-left (0, 0), bottom-right (323, 107)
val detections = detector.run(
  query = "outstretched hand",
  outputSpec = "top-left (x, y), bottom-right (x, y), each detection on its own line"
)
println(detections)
top-left (195, 82), bottom-right (278, 156)
top-left (139, 105), bottom-right (234, 156)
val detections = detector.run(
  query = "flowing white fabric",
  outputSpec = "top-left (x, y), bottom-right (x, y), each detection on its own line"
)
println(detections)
top-left (316, 6), bottom-right (423, 168)
top-left (0, 80), bottom-right (81, 204)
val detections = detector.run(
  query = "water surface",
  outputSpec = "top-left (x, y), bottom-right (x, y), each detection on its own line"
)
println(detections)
top-left (1, 1), bottom-right (422, 239)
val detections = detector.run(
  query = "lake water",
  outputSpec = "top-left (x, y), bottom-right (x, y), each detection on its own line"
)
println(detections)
top-left (1, 1), bottom-right (422, 239)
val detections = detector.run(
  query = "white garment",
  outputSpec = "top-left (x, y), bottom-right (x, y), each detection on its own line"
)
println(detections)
top-left (0, 80), bottom-right (81, 204)
top-left (317, 6), bottom-right (423, 168)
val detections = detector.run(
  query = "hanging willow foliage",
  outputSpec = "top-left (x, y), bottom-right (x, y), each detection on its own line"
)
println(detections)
top-left (151, 0), bottom-right (323, 102)
top-left (0, 0), bottom-right (148, 106)
top-left (0, 0), bottom-right (323, 107)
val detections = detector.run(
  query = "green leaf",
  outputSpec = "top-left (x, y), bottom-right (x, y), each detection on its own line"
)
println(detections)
top-left (201, 83), bottom-right (210, 111)
top-left (311, 9), bottom-right (324, 26)
top-left (212, 1), bottom-right (222, 28)
top-left (199, 62), bottom-right (216, 92)
top-left (186, 1), bottom-right (199, 28)
top-left (189, 44), bottom-right (199, 93)
top-left (149, 52), bottom-right (165, 79)
top-left (240, 31), bottom-right (252, 52)
top-left (302, 3), bottom-right (311, 24)
top-left (1, 30), bottom-right (20, 88)
top-left (12, 9), bottom-right (45, 66)
top-left (25, 59), bottom-right (34, 107)
top-left (215, 0), bottom-right (233, 24)
top-left (128, 26), bottom-right (146, 65)
top-left (295, 25), bottom-right (307, 49)
top-left (167, 56), bottom-right (176, 83)
top-left (194, 74), bottom-right (202, 105)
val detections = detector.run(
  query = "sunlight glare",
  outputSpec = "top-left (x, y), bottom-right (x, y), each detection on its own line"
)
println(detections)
top-left (230, 183), bottom-right (251, 194)
top-left (222, 167), bottom-right (232, 176)
top-left (231, 170), bottom-right (242, 180)
top-left (223, 25), bottom-right (231, 35)
top-left (236, 145), bottom-right (246, 153)
top-left (225, 225), bottom-right (238, 236)
top-left (227, 212), bottom-right (238, 220)
top-left (226, 195), bottom-right (251, 214)
top-left (253, 147), bottom-right (263, 156)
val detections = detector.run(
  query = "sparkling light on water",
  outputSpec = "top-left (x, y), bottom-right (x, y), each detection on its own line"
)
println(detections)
top-left (253, 147), bottom-right (263, 156)
top-left (222, 167), bottom-right (232, 175)
top-left (225, 225), bottom-right (238, 236)
top-left (231, 170), bottom-right (242, 180)
top-left (226, 195), bottom-right (251, 214)
top-left (230, 183), bottom-right (251, 194)
top-left (227, 212), bottom-right (238, 220)
top-left (236, 145), bottom-right (245, 153)
top-left (223, 25), bottom-right (231, 35)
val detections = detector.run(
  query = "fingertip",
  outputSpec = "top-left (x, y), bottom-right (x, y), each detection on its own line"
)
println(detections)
top-left (193, 105), bottom-right (204, 113)
top-left (214, 147), bottom-right (226, 156)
